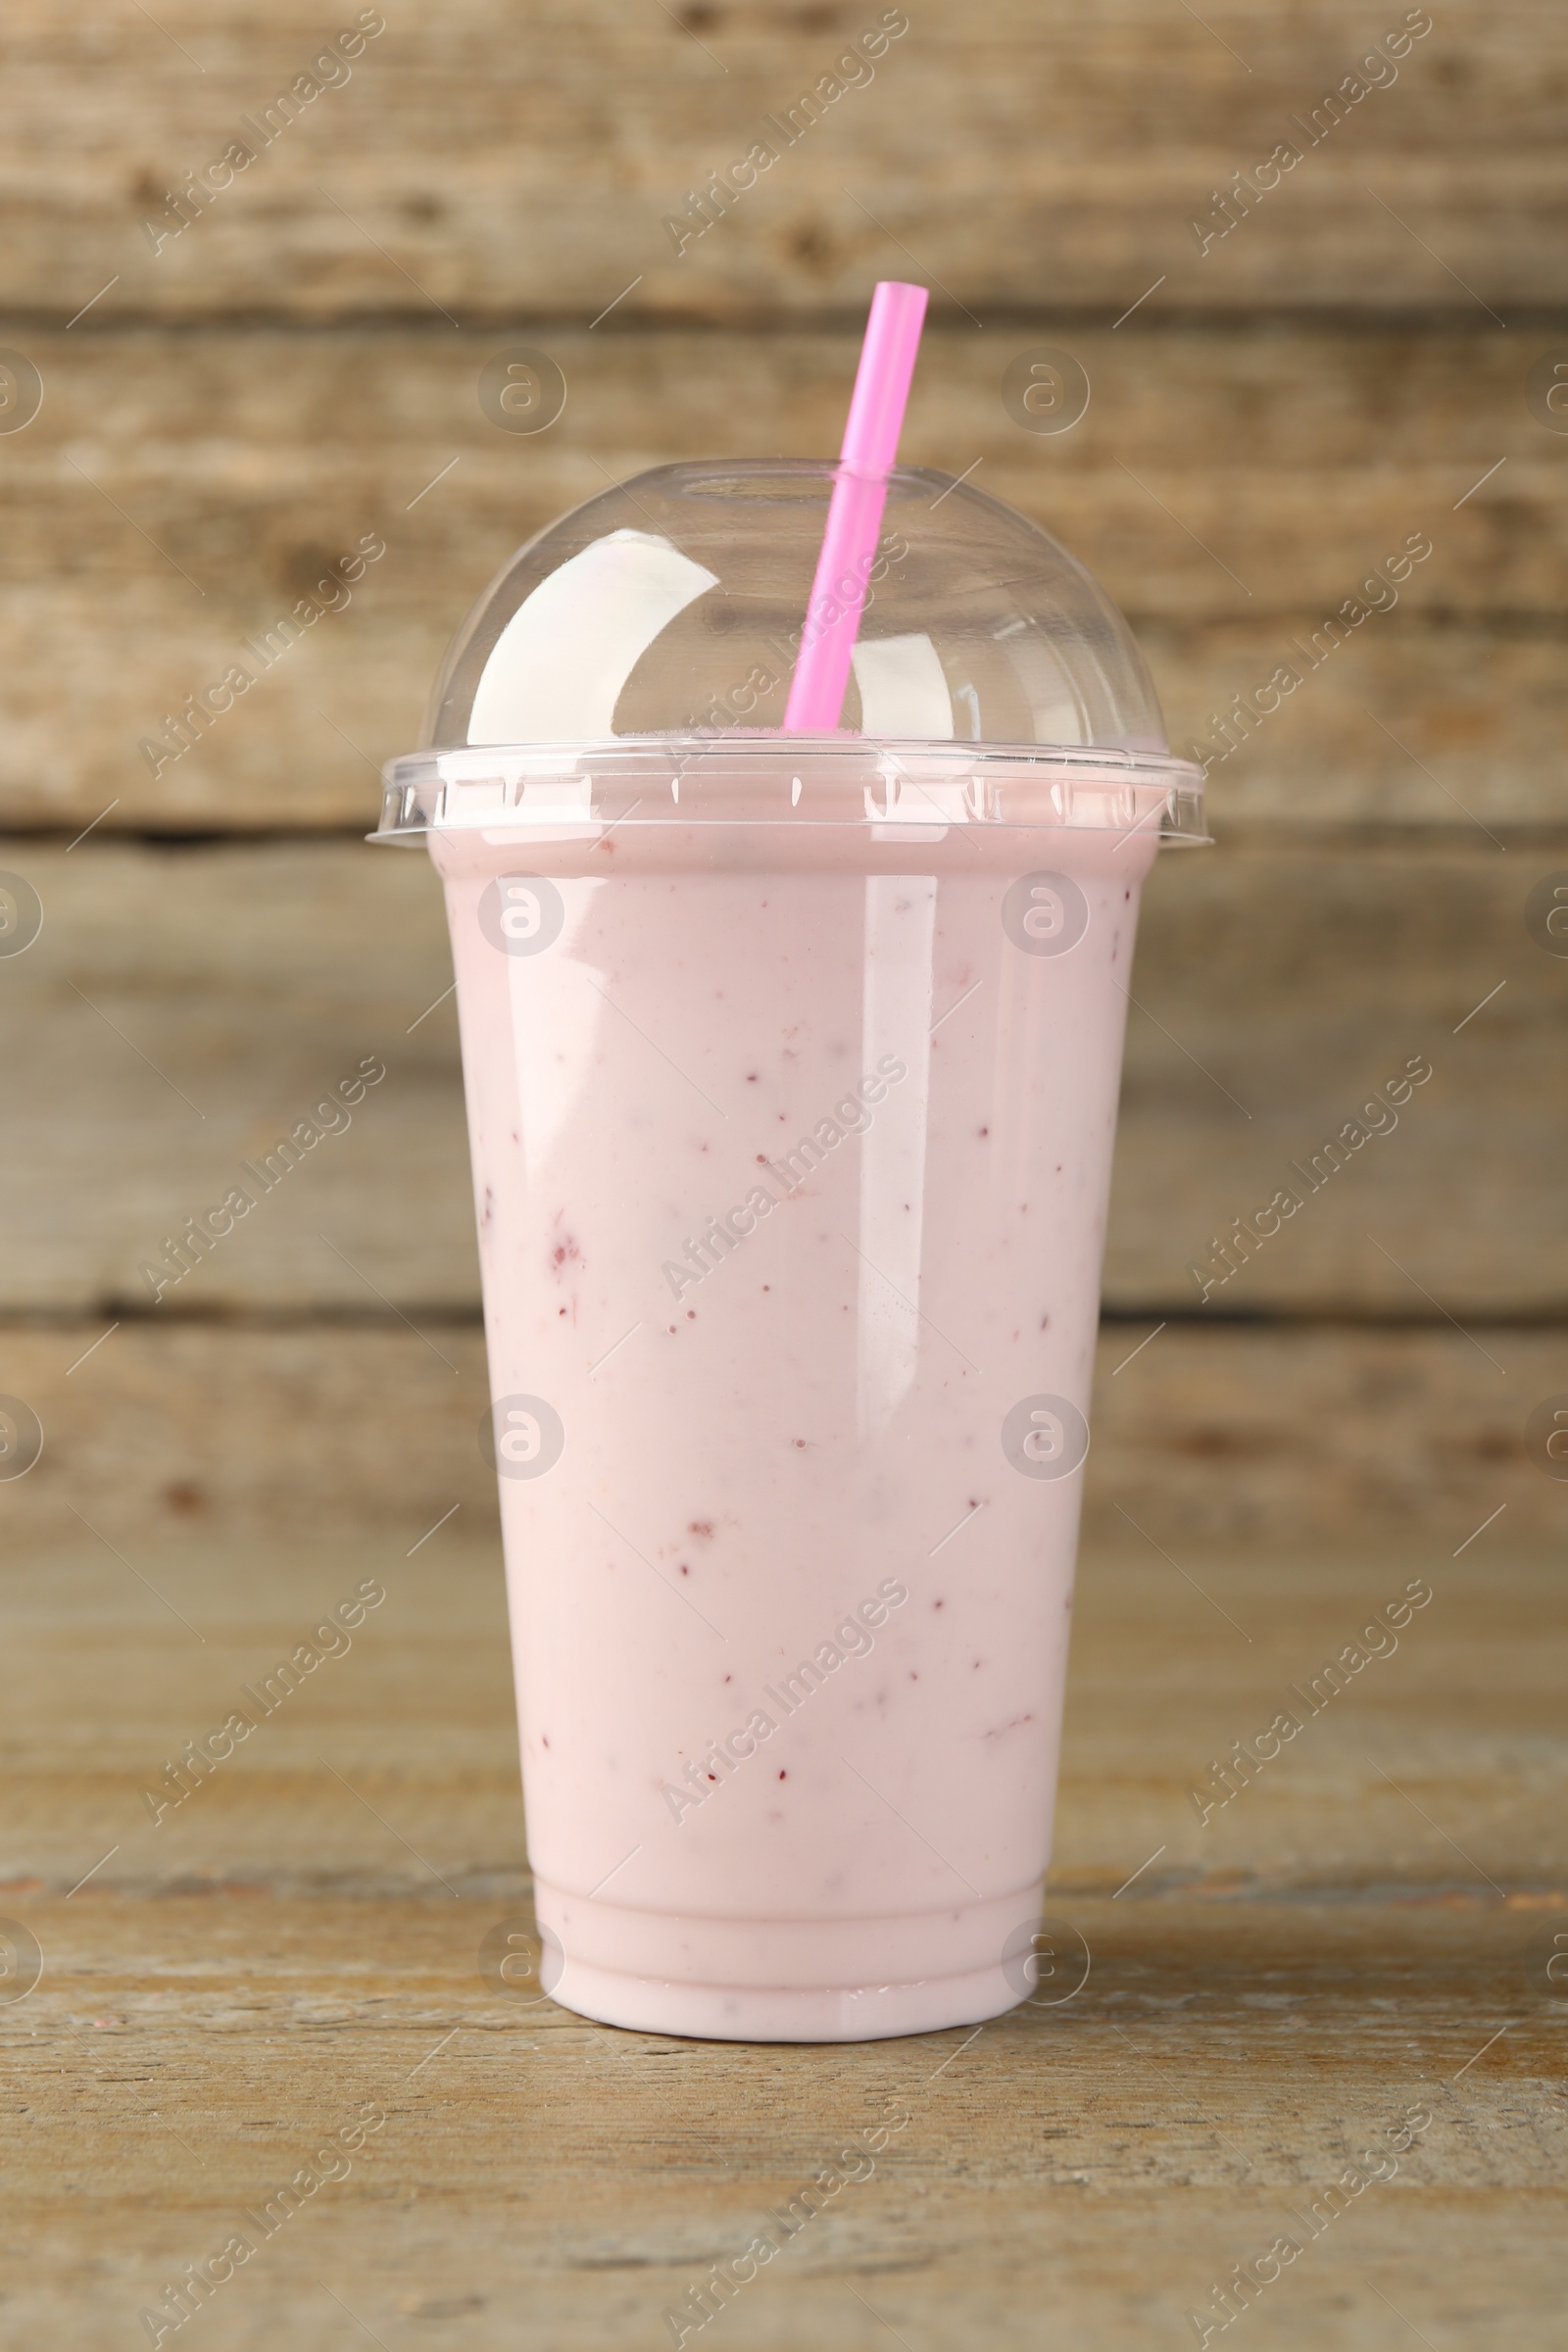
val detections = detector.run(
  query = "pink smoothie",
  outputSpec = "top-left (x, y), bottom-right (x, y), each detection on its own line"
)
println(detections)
top-left (430, 798), bottom-right (1156, 2039)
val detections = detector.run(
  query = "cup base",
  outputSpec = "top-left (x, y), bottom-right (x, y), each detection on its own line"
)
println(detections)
top-left (531, 1880), bottom-right (1046, 2041)
top-left (545, 1952), bottom-right (1024, 2043)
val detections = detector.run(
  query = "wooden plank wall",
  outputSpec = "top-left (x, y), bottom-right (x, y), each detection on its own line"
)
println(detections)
top-left (1, 0), bottom-right (1565, 1551)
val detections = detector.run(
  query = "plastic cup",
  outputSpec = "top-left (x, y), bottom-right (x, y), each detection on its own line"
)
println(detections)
top-left (374, 462), bottom-right (1205, 2040)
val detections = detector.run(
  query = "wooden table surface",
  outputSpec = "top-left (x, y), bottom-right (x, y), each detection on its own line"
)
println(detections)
top-left (6, 1529), bottom-right (1565, 2349)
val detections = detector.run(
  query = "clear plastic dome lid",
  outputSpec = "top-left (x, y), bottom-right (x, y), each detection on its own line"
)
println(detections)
top-left (422, 461), bottom-right (1166, 755)
top-left (372, 461), bottom-right (1205, 844)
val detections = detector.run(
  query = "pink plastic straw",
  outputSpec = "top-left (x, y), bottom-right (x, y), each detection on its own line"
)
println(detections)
top-left (783, 280), bottom-right (929, 732)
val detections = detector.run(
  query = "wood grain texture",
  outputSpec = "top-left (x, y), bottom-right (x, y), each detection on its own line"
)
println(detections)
top-left (4, 1892), bottom-right (1564, 2350)
top-left (1112, 829), bottom-right (1568, 1316)
top-left (0, 1), bottom-right (1562, 318)
top-left (2, 1526), bottom-right (1565, 2346)
top-left (0, 839), bottom-right (476, 1315)
top-left (2, 833), bottom-right (1565, 1317)
top-left (0, 322), bottom-right (1559, 831)
top-left (1, 1318), bottom-right (1558, 1556)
